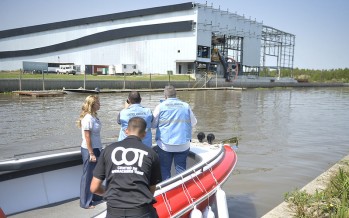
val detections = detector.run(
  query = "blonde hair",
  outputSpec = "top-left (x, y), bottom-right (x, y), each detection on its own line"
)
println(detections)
top-left (77, 95), bottom-right (99, 128)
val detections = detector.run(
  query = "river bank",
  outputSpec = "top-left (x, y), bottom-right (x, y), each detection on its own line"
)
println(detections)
top-left (262, 153), bottom-right (349, 217)
top-left (0, 76), bottom-right (347, 92)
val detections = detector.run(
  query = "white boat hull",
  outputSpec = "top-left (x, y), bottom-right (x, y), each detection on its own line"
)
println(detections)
top-left (0, 142), bottom-right (237, 217)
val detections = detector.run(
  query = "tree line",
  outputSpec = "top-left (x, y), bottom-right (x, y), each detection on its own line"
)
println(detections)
top-left (259, 68), bottom-right (349, 83)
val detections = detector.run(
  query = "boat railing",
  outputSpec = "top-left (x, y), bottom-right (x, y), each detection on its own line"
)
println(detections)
top-left (155, 144), bottom-right (224, 192)
top-left (0, 144), bottom-right (225, 184)
top-left (0, 151), bottom-right (82, 181)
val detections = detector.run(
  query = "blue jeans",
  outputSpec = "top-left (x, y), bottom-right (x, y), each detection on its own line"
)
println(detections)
top-left (80, 147), bottom-right (101, 208)
top-left (156, 147), bottom-right (190, 180)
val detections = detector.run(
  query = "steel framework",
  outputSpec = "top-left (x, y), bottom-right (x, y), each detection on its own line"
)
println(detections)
top-left (213, 35), bottom-right (243, 63)
top-left (261, 25), bottom-right (295, 70)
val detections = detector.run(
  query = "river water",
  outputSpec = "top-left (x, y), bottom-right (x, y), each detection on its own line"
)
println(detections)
top-left (1, 87), bottom-right (349, 217)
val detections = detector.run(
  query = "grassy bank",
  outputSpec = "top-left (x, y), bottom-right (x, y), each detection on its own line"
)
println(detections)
top-left (259, 68), bottom-right (349, 83)
top-left (2, 68), bottom-right (348, 83)
top-left (0, 71), bottom-right (193, 81)
top-left (285, 160), bottom-right (349, 217)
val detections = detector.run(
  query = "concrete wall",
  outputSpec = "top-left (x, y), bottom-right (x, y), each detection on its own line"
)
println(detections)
top-left (0, 79), bottom-right (196, 92)
top-left (2, 76), bottom-right (346, 92)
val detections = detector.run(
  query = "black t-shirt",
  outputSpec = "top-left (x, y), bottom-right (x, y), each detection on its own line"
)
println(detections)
top-left (93, 135), bottom-right (162, 209)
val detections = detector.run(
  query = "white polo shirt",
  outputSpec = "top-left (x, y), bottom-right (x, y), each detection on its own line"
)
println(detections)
top-left (81, 114), bottom-right (102, 149)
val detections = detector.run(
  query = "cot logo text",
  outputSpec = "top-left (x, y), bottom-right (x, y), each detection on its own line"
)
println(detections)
top-left (111, 147), bottom-right (148, 167)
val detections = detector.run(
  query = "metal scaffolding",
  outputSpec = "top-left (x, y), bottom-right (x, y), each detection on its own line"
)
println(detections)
top-left (212, 34), bottom-right (243, 63)
top-left (210, 34), bottom-right (244, 77)
top-left (261, 25), bottom-right (295, 71)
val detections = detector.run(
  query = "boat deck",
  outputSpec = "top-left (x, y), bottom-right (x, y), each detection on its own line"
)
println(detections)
top-left (8, 198), bottom-right (106, 218)
top-left (5, 142), bottom-right (225, 218)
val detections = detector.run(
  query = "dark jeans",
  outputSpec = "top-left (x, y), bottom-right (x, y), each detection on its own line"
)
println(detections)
top-left (106, 205), bottom-right (158, 218)
top-left (80, 147), bottom-right (101, 208)
top-left (156, 147), bottom-right (190, 180)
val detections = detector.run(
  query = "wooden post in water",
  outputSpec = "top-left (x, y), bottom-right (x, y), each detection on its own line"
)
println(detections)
top-left (149, 73), bottom-right (152, 89)
top-left (204, 73), bottom-right (207, 88)
top-left (19, 69), bottom-right (22, 91)
top-left (83, 72), bottom-right (86, 89)
top-left (123, 73), bottom-right (126, 89)
top-left (216, 73), bottom-right (218, 88)
top-left (42, 69), bottom-right (45, 91)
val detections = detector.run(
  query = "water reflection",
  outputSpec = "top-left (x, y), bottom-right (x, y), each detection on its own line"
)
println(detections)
top-left (0, 87), bottom-right (349, 217)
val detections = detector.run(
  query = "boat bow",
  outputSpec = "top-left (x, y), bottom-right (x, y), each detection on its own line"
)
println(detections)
top-left (153, 144), bottom-right (237, 217)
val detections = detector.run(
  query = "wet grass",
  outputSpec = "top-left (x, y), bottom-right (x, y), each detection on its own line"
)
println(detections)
top-left (3, 68), bottom-right (348, 83)
top-left (285, 164), bottom-right (349, 217)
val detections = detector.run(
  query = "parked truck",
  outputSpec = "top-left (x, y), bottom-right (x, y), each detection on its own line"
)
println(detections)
top-left (56, 65), bottom-right (77, 75)
top-left (109, 64), bottom-right (138, 75)
top-left (23, 61), bottom-right (48, 74)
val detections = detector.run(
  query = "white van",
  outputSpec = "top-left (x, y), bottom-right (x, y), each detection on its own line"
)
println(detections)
top-left (56, 65), bottom-right (76, 75)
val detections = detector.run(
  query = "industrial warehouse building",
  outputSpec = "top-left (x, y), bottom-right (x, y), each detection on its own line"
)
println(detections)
top-left (0, 2), bottom-right (295, 77)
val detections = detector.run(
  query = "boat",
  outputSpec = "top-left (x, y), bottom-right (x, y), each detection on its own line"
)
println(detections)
top-left (156, 142), bottom-right (237, 217)
top-left (63, 87), bottom-right (100, 94)
top-left (0, 137), bottom-right (237, 217)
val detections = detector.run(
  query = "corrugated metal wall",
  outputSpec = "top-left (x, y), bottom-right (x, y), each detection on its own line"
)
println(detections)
top-left (196, 5), bottom-right (262, 67)
top-left (0, 10), bottom-right (197, 73)
top-left (0, 3), bottom-right (266, 72)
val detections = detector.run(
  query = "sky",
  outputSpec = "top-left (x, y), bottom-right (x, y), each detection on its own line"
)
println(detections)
top-left (0, 0), bottom-right (348, 70)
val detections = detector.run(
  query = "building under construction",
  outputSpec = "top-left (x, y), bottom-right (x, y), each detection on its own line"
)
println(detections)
top-left (0, 2), bottom-right (295, 77)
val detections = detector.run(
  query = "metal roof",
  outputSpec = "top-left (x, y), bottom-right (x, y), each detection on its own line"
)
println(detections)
top-left (0, 2), bottom-right (194, 39)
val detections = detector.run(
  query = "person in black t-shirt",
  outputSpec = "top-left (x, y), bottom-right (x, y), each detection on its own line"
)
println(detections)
top-left (91, 117), bottom-right (162, 218)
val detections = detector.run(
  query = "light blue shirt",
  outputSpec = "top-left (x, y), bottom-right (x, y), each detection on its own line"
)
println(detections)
top-left (152, 98), bottom-right (197, 152)
top-left (117, 104), bottom-right (153, 147)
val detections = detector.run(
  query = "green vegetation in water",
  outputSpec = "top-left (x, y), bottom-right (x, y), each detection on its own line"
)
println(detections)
top-left (259, 68), bottom-right (349, 83)
top-left (221, 136), bottom-right (239, 147)
top-left (0, 71), bottom-right (193, 81)
top-left (285, 166), bottom-right (349, 218)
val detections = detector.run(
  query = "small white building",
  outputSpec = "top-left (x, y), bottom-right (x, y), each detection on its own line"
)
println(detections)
top-left (0, 2), bottom-right (294, 75)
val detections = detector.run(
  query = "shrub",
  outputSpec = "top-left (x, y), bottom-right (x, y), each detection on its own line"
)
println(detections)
top-left (285, 167), bottom-right (349, 217)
